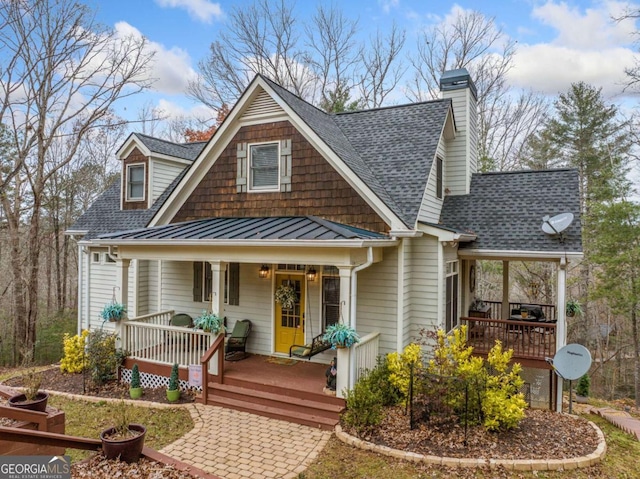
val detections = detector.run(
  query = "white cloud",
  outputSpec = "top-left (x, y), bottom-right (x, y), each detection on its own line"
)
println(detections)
top-left (378, 0), bottom-right (400, 14)
top-left (155, 98), bottom-right (214, 121)
top-left (508, 1), bottom-right (639, 98)
top-left (155, 0), bottom-right (223, 23)
top-left (115, 22), bottom-right (198, 96)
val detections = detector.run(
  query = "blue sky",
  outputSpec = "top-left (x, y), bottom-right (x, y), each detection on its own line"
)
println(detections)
top-left (88, 0), bottom-right (640, 122)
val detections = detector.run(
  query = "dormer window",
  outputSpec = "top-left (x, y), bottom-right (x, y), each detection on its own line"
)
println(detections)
top-left (126, 164), bottom-right (145, 201)
top-left (249, 142), bottom-right (279, 192)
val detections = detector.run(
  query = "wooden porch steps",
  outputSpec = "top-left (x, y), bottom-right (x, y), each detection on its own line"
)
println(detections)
top-left (201, 379), bottom-right (344, 430)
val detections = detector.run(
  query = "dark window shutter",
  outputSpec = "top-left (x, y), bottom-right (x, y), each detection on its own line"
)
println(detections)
top-left (228, 262), bottom-right (240, 306)
top-left (193, 262), bottom-right (203, 302)
top-left (204, 263), bottom-right (213, 302)
top-left (436, 157), bottom-right (443, 199)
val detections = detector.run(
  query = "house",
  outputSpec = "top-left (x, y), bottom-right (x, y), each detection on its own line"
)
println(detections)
top-left (67, 69), bottom-right (582, 420)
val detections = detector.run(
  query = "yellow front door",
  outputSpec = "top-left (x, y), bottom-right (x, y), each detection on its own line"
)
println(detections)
top-left (274, 275), bottom-right (305, 354)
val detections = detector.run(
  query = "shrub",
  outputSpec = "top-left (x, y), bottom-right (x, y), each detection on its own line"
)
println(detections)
top-left (576, 374), bottom-right (590, 397)
top-left (482, 341), bottom-right (527, 431)
top-left (342, 376), bottom-right (384, 434)
top-left (168, 363), bottom-right (179, 391)
top-left (86, 330), bottom-right (122, 386)
top-left (60, 330), bottom-right (89, 373)
top-left (387, 343), bottom-right (423, 403)
top-left (130, 363), bottom-right (141, 389)
top-left (364, 356), bottom-right (403, 406)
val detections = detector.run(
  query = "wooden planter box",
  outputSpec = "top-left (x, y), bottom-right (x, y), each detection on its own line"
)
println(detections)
top-left (0, 404), bottom-right (65, 456)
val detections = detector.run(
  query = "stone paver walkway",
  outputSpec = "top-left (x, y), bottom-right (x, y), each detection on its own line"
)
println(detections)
top-left (160, 403), bottom-right (331, 479)
top-left (590, 406), bottom-right (640, 441)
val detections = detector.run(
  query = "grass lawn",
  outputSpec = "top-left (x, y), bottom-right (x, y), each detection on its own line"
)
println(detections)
top-left (302, 413), bottom-right (640, 479)
top-left (48, 395), bottom-right (194, 462)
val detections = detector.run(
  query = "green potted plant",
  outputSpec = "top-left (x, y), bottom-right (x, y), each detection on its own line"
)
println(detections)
top-left (100, 301), bottom-right (127, 322)
top-left (575, 373), bottom-right (590, 403)
top-left (566, 299), bottom-right (582, 317)
top-left (129, 364), bottom-right (142, 399)
top-left (274, 284), bottom-right (297, 309)
top-left (8, 367), bottom-right (49, 412)
top-left (100, 399), bottom-right (146, 463)
top-left (166, 363), bottom-right (180, 402)
top-left (322, 323), bottom-right (360, 349)
top-left (193, 311), bottom-right (225, 334)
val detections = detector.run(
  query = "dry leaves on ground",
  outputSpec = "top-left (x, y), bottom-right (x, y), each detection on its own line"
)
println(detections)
top-left (72, 454), bottom-right (197, 479)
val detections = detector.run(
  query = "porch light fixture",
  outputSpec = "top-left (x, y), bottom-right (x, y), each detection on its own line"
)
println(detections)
top-left (259, 264), bottom-right (270, 279)
top-left (306, 266), bottom-right (317, 282)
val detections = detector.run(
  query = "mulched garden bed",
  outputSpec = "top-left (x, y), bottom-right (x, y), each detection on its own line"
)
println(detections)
top-left (72, 453), bottom-right (198, 479)
top-left (344, 405), bottom-right (601, 460)
top-left (4, 366), bottom-right (196, 404)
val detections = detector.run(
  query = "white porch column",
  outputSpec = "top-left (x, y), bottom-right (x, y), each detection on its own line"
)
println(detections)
top-left (556, 257), bottom-right (568, 412)
top-left (336, 266), bottom-right (353, 398)
top-left (209, 261), bottom-right (225, 317)
top-left (501, 261), bottom-right (510, 320)
top-left (114, 259), bottom-right (130, 349)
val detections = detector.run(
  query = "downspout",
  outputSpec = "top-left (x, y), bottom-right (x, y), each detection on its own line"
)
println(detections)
top-left (349, 247), bottom-right (374, 390)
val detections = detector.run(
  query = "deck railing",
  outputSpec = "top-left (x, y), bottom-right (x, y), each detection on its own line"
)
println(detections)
top-left (462, 316), bottom-right (556, 361)
top-left (482, 301), bottom-right (556, 321)
top-left (121, 312), bottom-right (214, 367)
top-left (353, 330), bottom-right (380, 383)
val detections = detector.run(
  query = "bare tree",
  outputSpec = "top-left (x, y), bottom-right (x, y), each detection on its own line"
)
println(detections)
top-left (305, 4), bottom-right (360, 111)
top-left (406, 9), bottom-right (547, 171)
top-left (0, 0), bottom-right (153, 362)
top-left (357, 23), bottom-right (406, 109)
top-left (189, 0), bottom-right (314, 110)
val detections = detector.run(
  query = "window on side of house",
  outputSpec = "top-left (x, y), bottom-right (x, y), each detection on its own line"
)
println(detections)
top-left (249, 142), bottom-right (279, 191)
top-left (322, 267), bottom-right (340, 330)
top-left (127, 164), bottom-right (145, 201)
top-left (436, 156), bottom-right (443, 199)
top-left (445, 260), bottom-right (459, 332)
top-left (91, 252), bottom-right (101, 264)
top-left (193, 262), bottom-right (240, 305)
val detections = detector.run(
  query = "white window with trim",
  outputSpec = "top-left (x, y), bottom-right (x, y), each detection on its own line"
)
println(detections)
top-left (445, 260), bottom-right (459, 332)
top-left (91, 252), bottom-right (101, 264)
top-left (126, 164), bottom-right (145, 201)
top-left (248, 142), bottom-right (279, 192)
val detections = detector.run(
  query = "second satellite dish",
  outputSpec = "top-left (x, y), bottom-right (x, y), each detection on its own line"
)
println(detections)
top-left (542, 213), bottom-right (574, 235)
top-left (552, 343), bottom-right (592, 381)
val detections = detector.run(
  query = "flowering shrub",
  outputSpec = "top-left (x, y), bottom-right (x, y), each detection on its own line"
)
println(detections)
top-left (387, 343), bottom-right (423, 403)
top-left (60, 329), bottom-right (89, 373)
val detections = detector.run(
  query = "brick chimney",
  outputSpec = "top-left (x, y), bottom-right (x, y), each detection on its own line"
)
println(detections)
top-left (440, 69), bottom-right (478, 195)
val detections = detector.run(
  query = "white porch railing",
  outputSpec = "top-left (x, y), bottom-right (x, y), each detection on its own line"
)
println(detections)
top-left (121, 311), bottom-right (215, 367)
top-left (353, 330), bottom-right (380, 383)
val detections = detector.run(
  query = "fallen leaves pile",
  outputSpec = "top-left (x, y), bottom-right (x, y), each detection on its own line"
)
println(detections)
top-left (72, 454), bottom-right (198, 479)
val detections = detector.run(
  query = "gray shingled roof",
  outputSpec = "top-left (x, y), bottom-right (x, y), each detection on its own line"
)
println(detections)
top-left (70, 171), bottom-right (187, 240)
top-left (439, 169), bottom-right (582, 253)
top-left (97, 216), bottom-right (389, 242)
top-left (334, 101), bottom-right (450, 227)
top-left (135, 133), bottom-right (206, 161)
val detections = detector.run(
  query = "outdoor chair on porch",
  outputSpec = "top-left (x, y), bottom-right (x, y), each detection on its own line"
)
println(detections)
top-left (225, 319), bottom-right (252, 361)
top-left (289, 333), bottom-right (331, 360)
top-left (166, 313), bottom-right (194, 350)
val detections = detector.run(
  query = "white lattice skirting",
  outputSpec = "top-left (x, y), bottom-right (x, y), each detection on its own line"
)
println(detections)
top-left (121, 367), bottom-right (199, 391)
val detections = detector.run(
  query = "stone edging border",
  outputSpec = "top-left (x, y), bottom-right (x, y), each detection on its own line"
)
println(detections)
top-left (334, 419), bottom-right (606, 471)
top-left (39, 389), bottom-right (194, 409)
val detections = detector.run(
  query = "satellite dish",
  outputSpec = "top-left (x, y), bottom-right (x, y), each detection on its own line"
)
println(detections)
top-left (541, 213), bottom-right (574, 235)
top-left (551, 344), bottom-right (592, 380)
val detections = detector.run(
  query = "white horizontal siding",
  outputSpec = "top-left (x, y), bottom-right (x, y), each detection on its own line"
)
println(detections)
top-left (137, 260), bottom-right (150, 316)
top-left (357, 248), bottom-right (399, 356)
top-left (408, 236), bottom-right (441, 343)
top-left (443, 89), bottom-right (473, 196)
top-left (147, 260), bottom-right (159, 314)
top-left (402, 239), bottom-right (413, 347)
top-left (151, 160), bottom-right (184, 203)
top-left (418, 136), bottom-right (448, 224)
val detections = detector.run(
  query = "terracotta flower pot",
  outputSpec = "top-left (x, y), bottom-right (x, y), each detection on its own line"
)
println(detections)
top-left (100, 424), bottom-right (146, 463)
top-left (8, 392), bottom-right (49, 412)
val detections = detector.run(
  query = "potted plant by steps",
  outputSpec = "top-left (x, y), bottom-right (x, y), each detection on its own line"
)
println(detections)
top-left (566, 299), bottom-right (583, 317)
top-left (100, 301), bottom-right (127, 322)
top-left (193, 311), bottom-right (225, 334)
top-left (166, 363), bottom-right (180, 402)
top-left (8, 367), bottom-right (49, 412)
top-left (322, 323), bottom-right (360, 349)
top-left (100, 399), bottom-right (146, 463)
top-left (575, 374), bottom-right (590, 404)
top-left (129, 364), bottom-right (143, 399)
